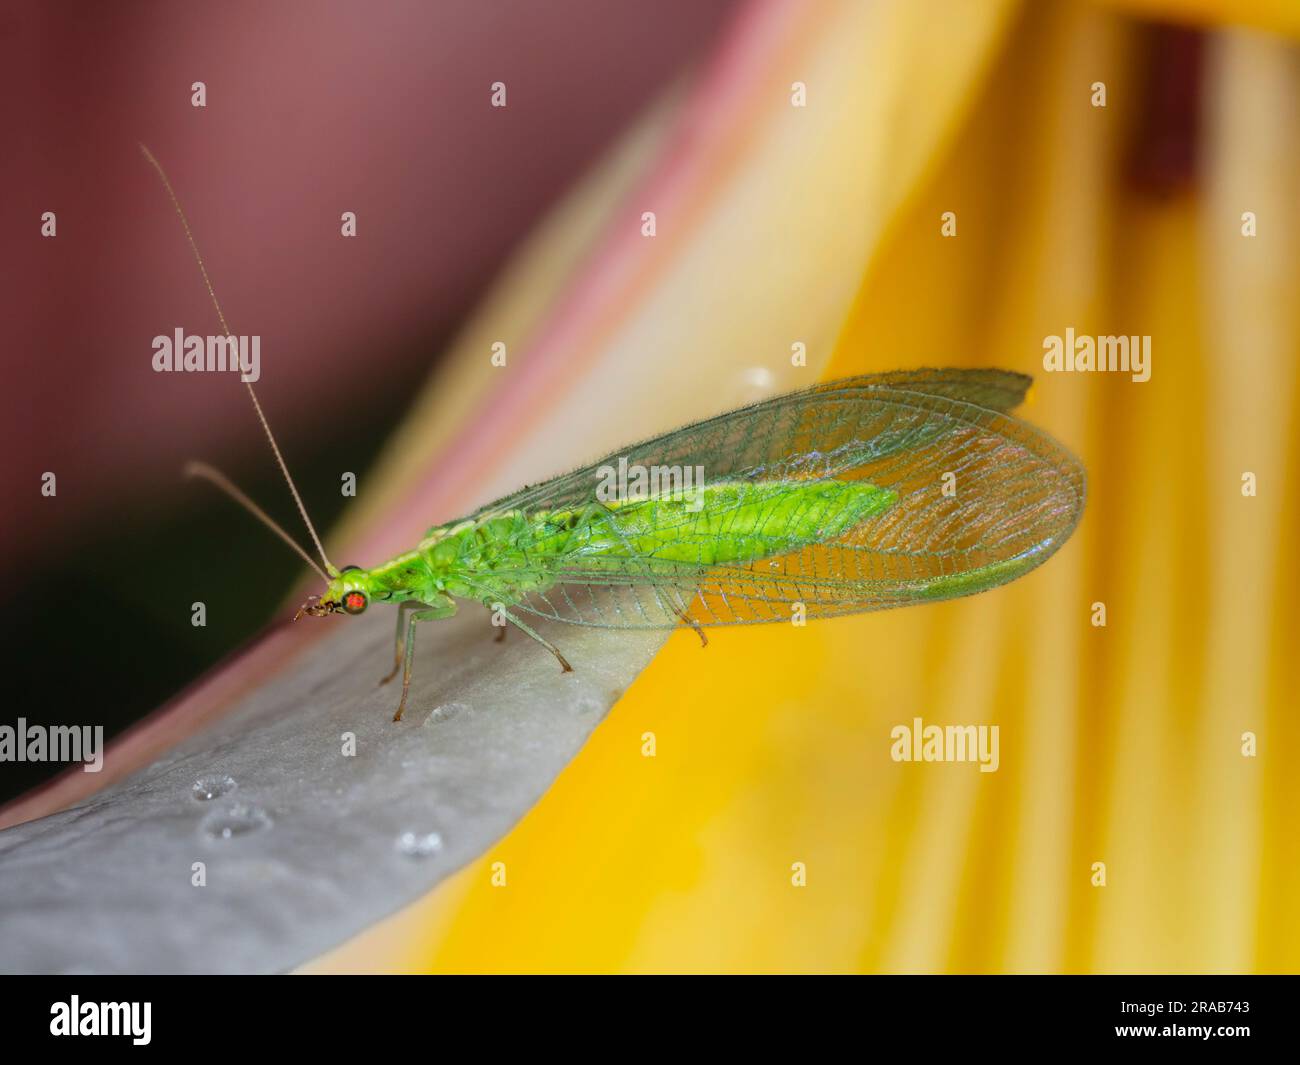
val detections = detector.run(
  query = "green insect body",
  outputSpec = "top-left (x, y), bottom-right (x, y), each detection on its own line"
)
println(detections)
top-left (325, 478), bottom-right (899, 615)
top-left (143, 148), bottom-right (1085, 723)
top-left (297, 368), bottom-right (1085, 720)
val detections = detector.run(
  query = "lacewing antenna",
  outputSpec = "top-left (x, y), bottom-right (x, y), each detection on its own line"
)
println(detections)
top-left (184, 461), bottom-right (331, 583)
top-left (139, 143), bottom-right (340, 580)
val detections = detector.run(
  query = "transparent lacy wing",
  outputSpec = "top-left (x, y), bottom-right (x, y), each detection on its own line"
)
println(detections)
top-left (458, 368), bottom-right (1032, 524)
top-left (456, 369), bottom-right (1084, 629)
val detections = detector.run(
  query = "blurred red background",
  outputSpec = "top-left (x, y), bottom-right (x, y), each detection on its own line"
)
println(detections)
top-left (1, 0), bottom-right (739, 803)
top-left (4, 0), bottom-right (739, 568)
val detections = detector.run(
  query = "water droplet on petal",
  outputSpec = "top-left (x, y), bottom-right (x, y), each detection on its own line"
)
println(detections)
top-left (425, 702), bottom-right (468, 726)
top-left (192, 774), bottom-right (237, 801)
top-left (396, 831), bottom-right (443, 857)
top-left (732, 366), bottom-right (776, 405)
top-left (202, 803), bottom-right (272, 841)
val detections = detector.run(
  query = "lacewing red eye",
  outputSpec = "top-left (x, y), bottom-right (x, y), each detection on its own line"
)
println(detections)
top-left (343, 591), bottom-right (368, 615)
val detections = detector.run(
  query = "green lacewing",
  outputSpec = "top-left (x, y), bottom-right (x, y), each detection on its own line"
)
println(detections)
top-left (143, 147), bottom-right (1086, 721)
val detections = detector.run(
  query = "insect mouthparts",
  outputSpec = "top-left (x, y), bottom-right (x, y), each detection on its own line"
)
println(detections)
top-left (293, 594), bottom-right (335, 621)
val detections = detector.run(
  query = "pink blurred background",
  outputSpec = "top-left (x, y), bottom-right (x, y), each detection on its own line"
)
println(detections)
top-left (5, 0), bottom-right (739, 567)
top-left (1, 0), bottom-right (739, 803)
